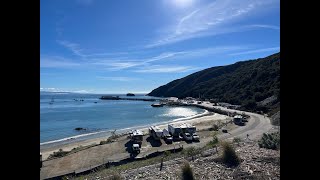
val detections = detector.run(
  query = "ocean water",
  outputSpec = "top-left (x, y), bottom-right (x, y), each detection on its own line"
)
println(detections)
top-left (40, 92), bottom-right (206, 146)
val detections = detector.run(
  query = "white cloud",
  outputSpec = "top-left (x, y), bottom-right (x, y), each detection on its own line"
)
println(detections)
top-left (229, 47), bottom-right (280, 56)
top-left (147, 0), bottom-right (278, 47)
top-left (246, 24), bottom-right (280, 30)
top-left (40, 56), bottom-right (80, 68)
top-left (134, 65), bottom-right (199, 73)
top-left (57, 40), bottom-right (85, 57)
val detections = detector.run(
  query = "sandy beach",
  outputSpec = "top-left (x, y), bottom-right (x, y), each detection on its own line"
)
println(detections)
top-left (40, 112), bottom-right (229, 160)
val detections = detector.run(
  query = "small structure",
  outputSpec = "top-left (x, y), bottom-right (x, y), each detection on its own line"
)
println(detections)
top-left (149, 126), bottom-right (163, 140)
top-left (166, 97), bottom-right (178, 102)
top-left (233, 115), bottom-right (244, 125)
top-left (129, 129), bottom-right (143, 144)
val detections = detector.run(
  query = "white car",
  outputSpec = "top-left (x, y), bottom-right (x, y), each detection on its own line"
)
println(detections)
top-left (182, 132), bottom-right (193, 141)
top-left (132, 144), bottom-right (140, 153)
top-left (192, 133), bottom-right (200, 141)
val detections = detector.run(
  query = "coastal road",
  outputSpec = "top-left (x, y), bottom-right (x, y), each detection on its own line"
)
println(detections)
top-left (198, 102), bottom-right (273, 140)
top-left (40, 102), bottom-right (273, 179)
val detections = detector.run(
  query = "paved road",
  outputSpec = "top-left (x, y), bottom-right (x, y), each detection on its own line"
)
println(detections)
top-left (40, 101), bottom-right (273, 179)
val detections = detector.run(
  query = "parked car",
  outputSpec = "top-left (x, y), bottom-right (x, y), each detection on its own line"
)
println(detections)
top-left (182, 132), bottom-right (193, 141)
top-left (192, 133), bottom-right (200, 141)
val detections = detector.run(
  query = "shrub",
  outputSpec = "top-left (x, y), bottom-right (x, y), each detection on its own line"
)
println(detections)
top-left (182, 147), bottom-right (200, 157)
top-left (233, 137), bottom-right (241, 144)
top-left (211, 124), bottom-right (219, 131)
top-left (108, 172), bottom-right (122, 180)
top-left (258, 132), bottom-right (280, 150)
top-left (221, 142), bottom-right (240, 167)
top-left (164, 150), bottom-right (171, 157)
top-left (181, 161), bottom-right (194, 180)
top-left (48, 149), bottom-right (69, 159)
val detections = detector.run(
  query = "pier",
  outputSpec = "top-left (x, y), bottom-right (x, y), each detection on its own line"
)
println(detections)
top-left (99, 96), bottom-right (162, 102)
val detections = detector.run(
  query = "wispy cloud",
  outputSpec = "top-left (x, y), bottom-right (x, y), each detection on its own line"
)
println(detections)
top-left (40, 56), bottom-right (80, 68)
top-left (229, 47), bottom-right (280, 56)
top-left (246, 24), bottom-right (280, 30)
top-left (57, 40), bottom-right (85, 57)
top-left (86, 45), bottom-right (247, 70)
top-left (134, 65), bottom-right (199, 73)
top-left (96, 76), bottom-right (139, 81)
top-left (147, 0), bottom-right (278, 47)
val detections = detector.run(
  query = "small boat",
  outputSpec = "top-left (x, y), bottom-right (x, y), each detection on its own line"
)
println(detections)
top-left (151, 103), bottom-right (164, 107)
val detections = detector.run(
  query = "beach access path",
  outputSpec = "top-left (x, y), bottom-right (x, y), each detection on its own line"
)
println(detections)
top-left (40, 101), bottom-right (272, 180)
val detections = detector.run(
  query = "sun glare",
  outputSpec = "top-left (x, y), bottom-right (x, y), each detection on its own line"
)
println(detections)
top-left (171, 0), bottom-right (194, 8)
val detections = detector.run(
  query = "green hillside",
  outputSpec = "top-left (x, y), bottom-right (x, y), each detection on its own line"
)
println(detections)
top-left (148, 52), bottom-right (280, 117)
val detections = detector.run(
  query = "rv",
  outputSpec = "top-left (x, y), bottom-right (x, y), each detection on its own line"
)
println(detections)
top-left (168, 124), bottom-right (182, 138)
top-left (149, 126), bottom-right (163, 140)
top-left (129, 129), bottom-right (143, 145)
top-left (180, 123), bottom-right (196, 134)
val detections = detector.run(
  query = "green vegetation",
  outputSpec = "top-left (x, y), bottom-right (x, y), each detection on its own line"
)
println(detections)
top-left (207, 132), bottom-right (219, 148)
top-left (182, 147), bottom-right (202, 158)
top-left (147, 52), bottom-right (280, 116)
top-left (181, 161), bottom-right (195, 180)
top-left (108, 172), bottom-right (122, 180)
top-left (233, 137), bottom-right (241, 144)
top-left (48, 149), bottom-right (69, 159)
top-left (221, 142), bottom-right (241, 167)
top-left (258, 132), bottom-right (280, 150)
top-left (48, 144), bottom-right (98, 160)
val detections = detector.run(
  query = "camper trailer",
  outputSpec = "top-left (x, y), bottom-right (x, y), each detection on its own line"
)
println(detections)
top-left (149, 126), bottom-right (163, 140)
top-left (180, 123), bottom-right (196, 134)
top-left (129, 129), bottom-right (143, 145)
top-left (168, 124), bottom-right (182, 138)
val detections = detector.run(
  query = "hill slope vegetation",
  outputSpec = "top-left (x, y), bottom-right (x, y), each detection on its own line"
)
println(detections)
top-left (148, 52), bottom-right (280, 116)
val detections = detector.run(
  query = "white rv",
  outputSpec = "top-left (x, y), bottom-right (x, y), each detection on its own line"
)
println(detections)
top-left (149, 126), bottom-right (163, 140)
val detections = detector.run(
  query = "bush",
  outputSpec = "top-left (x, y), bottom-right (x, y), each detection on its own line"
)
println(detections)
top-left (182, 147), bottom-right (201, 157)
top-left (181, 161), bottom-right (194, 180)
top-left (233, 137), bottom-right (241, 144)
top-left (258, 132), bottom-right (280, 150)
top-left (221, 142), bottom-right (240, 167)
top-left (211, 124), bottom-right (219, 131)
top-left (164, 150), bottom-right (171, 157)
top-left (108, 172), bottom-right (122, 180)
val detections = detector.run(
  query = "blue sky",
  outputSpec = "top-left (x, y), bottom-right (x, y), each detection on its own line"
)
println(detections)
top-left (40, 0), bottom-right (280, 94)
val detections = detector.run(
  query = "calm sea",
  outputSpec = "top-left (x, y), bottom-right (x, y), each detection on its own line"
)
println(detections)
top-left (40, 92), bottom-right (206, 147)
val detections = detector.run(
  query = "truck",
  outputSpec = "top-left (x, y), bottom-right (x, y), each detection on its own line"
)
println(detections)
top-left (162, 128), bottom-right (173, 144)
